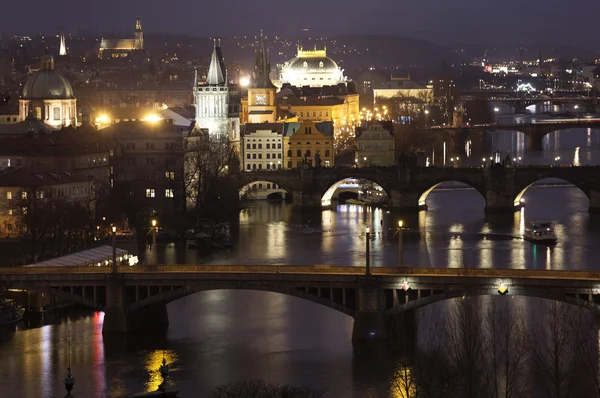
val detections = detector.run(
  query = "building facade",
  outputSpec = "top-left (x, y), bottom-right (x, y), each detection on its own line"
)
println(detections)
top-left (283, 121), bottom-right (334, 169)
top-left (280, 47), bottom-right (346, 88)
top-left (241, 123), bottom-right (284, 171)
top-left (355, 122), bottom-right (395, 167)
top-left (19, 55), bottom-right (77, 128)
top-left (193, 44), bottom-right (241, 152)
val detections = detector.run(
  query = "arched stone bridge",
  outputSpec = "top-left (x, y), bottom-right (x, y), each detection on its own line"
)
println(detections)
top-left (239, 166), bottom-right (600, 213)
top-left (4, 265), bottom-right (600, 343)
top-left (419, 120), bottom-right (600, 152)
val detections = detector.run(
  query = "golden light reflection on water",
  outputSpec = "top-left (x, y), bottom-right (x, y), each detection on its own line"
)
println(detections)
top-left (144, 350), bottom-right (178, 392)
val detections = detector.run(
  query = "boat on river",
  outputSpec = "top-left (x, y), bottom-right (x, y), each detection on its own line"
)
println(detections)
top-left (524, 221), bottom-right (557, 244)
top-left (0, 298), bottom-right (24, 327)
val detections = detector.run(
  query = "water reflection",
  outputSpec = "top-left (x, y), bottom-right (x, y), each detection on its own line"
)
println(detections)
top-left (145, 350), bottom-right (177, 392)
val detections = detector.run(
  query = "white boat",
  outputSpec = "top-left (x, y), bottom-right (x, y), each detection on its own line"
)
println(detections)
top-left (524, 221), bottom-right (557, 244)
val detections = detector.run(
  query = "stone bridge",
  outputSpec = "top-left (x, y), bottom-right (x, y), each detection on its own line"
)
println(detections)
top-left (4, 265), bottom-right (600, 343)
top-left (239, 166), bottom-right (600, 212)
top-left (418, 120), bottom-right (600, 152)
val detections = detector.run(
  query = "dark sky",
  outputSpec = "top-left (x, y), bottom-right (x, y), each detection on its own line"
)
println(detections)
top-left (2, 0), bottom-right (599, 48)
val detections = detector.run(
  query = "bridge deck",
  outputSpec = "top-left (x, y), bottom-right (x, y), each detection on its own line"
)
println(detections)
top-left (1, 265), bottom-right (600, 282)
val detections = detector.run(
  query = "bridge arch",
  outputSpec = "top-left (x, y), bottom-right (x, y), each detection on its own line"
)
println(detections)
top-left (239, 180), bottom-right (289, 200)
top-left (513, 177), bottom-right (590, 208)
top-left (128, 284), bottom-right (356, 316)
top-left (320, 177), bottom-right (390, 207)
top-left (418, 180), bottom-right (486, 209)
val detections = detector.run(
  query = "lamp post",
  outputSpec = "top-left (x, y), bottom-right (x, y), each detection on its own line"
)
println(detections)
top-left (151, 219), bottom-right (157, 265)
top-left (398, 220), bottom-right (404, 266)
top-left (111, 226), bottom-right (117, 273)
top-left (365, 226), bottom-right (371, 276)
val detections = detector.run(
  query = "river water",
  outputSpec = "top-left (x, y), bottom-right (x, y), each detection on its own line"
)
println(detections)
top-left (2, 106), bottom-right (600, 397)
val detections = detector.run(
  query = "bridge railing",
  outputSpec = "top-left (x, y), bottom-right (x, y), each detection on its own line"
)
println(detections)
top-left (1, 265), bottom-right (600, 281)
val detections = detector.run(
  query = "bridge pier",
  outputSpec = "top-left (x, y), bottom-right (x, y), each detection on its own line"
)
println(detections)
top-left (526, 131), bottom-right (544, 152)
top-left (589, 189), bottom-right (600, 214)
top-left (389, 189), bottom-right (419, 212)
top-left (484, 169), bottom-right (518, 213)
top-left (292, 191), bottom-right (322, 208)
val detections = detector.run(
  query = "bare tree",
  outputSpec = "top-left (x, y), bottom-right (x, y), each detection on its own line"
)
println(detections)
top-left (527, 301), bottom-right (579, 398)
top-left (481, 298), bottom-right (530, 398)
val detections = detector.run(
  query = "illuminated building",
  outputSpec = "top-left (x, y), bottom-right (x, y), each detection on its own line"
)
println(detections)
top-left (283, 121), bottom-right (334, 169)
top-left (19, 55), bottom-right (77, 128)
top-left (355, 122), bottom-right (395, 166)
top-left (193, 41), bottom-right (240, 150)
top-left (98, 17), bottom-right (144, 58)
top-left (247, 31), bottom-right (277, 123)
top-left (59, 34), bottom-right (67, 57)
top-left (373, 76), bottom-right (433, 103)
top-left (280, 46), bottom-right (346, 88)
top-left (242, 123), bottom-right (283, 171)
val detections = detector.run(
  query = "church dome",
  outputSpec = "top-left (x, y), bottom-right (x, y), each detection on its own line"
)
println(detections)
top-left (286, 54), bottom-right (339, 72)
top-left (22, 56), bottom-right (74, 100)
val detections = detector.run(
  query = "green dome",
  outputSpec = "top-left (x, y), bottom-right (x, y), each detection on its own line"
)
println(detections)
top-left (22, 70), bottom-right (74, 100)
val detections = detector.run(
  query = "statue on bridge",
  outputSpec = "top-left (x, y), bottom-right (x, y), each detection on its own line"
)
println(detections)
top-left (314, 151), bottom-right (322, 168)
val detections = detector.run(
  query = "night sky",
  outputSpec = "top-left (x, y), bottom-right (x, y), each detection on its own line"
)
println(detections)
top-left (2, 0), bottom-right (599, 47)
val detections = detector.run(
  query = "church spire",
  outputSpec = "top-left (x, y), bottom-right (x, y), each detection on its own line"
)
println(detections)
top-left (206, 39), bottom-right (226, 85)
top-left (251, 30), bottom-right (275, 89)
top-left (59, 34), bottom-right (67, 56)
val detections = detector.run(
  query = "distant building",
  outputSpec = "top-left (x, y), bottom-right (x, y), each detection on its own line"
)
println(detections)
top-left (18, 55), bottom-right (77, 129)
top-left (241, 123), bottom-right (284, 171)
top-left (280, 47), bottom-right (346, 88)
top-left (355, 122), bottom-right (395, 167)
top-left (373, 76), bottom-right (433, 103)
top-left (160, 106), bottom-right (195, 131)
top-left (0, 169), bottom-right (95, 237)
top-left (283, 121), bottom-right (334, 169)
top-left (99, 17), bottom-right (144, 58)
top-left (247, 31), bottom-right (277, 124)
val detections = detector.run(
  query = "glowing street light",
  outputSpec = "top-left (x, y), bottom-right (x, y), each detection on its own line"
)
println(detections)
top-left (398, 220), bottom-right (404, 266)
top-left (143, 114), bottom-right (163, 123)
top-left (111, 226), bottom-right (117, 273)
top-left (498, 282), bottom-right (509, 295)
top-left (365, 226), bottom-right (371, 276)
top-left (151, 219), bottom-right (157, 264)
top-left (239, 76), bottom-right (251, 87)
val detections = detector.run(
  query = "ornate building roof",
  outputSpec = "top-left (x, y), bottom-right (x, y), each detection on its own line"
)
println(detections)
top-left (251, 31), bottom-right (275, 89)
top-left (22, 55), bottom-right (75, 100)
top-left (280, 47), bottom-right (346, 88)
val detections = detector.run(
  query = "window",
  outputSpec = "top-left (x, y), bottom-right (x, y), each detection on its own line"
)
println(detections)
top-left (277, 143), bottom-right (281, 149)
top-left (278, 153), bottom-right (282, 159)
top-left (246, 154), bottom-right (251, 159)
top-left (127, 157), bottom-right (136, 166)
top-left (266, 144), bottom-right (270, 149)
top-left (252, 144), bottom-right (256, 149)
top-left (165, 172), bottom-right (175, 180)
top-left (165, 189), bottom-right (174, 198)
top-left (7, 224), bottom-right (12, 231)
top-left (146, 143), bottom-right (150, 149)
top-left (325, 150), bottom-right (330, 157)
top-left (319, 112), bottom-right (323, 117)
top-left (145, 189), bottom-right (155, 198)
top-left (53, 107), bottom-right (60, 121)
top-left (151, 143), bottom-right (155, 149)
top-left (247, 144), bottom-right (251, 149)
top-left (305, 127), bottom-right (312, 134)
top-left (6, 192), bottom-right (12, 200)
top-left (252, 154), bottom-right (257, 159)
top-left (266, 164), bottom-right (271, 170)
top-left (258, 154), bottom-right (263, 159)
top-left (278, 163), bottom-right (282, 170)
top-left (266, 154), bottom-right (270, 159)
top-left (258, 144), bottom-right (262, 149)
top-left (15, 159), bottom-right (22, 167)
top-left (258, 164), bottom-right (263, 170)
top-left (21, 191), bottom-right (27, 200)
top-left (8, 209), bottom-right (13, 216)
top-left (325, 112), bottom-right (329, 117)
top-left (296, 150), bottom-right (301, 157)
top-left (252, 164), bottom-right (257, 170)
top-left (287, 150), bottom-right (292, 157)
top-left (146, 157), bottom-right (154, 165)
top-left (287, 161), bottom-right (292, 169)
top-left (305, 150), bottom-right (311, 157)
top-left (312, 112), bottom-right (316, 117)
top-left (247, 164), bottom-right (251, 170)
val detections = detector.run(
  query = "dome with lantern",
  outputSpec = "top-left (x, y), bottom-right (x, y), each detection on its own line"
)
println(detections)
top-left (280, 46), bottom-right (346, 88)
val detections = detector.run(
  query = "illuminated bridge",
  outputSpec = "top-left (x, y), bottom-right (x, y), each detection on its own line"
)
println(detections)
top-left (3, 265), bottom-right (600, 342)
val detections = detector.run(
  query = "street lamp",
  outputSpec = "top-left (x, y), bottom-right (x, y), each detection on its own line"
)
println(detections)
top-left (365, 226), bottom-right (371, 276)
top-left (151, 219), bottom-right (157, 264)
top-left (111, 226), bottom-right (117, 273)
top-left (398, 221), bottom-right (404, 266)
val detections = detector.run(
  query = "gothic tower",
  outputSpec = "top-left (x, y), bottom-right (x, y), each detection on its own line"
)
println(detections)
top-left (134, 17), bottom-right (144, 50)
top-left (193, 41), bottom-right (239, 147)
top-left (248, 30), bottom-right (277, 123)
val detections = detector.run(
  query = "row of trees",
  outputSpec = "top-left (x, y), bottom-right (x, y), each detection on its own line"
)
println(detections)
top-left (392, 298), bottom-right (600, 398)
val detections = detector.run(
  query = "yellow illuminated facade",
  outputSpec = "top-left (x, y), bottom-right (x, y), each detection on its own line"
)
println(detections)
top-left (283, 121), bottom-right (334, 169)
top-left (247, 87), bottom-right (277, 123)
top-left (99, 17), bottom-right (144, 58)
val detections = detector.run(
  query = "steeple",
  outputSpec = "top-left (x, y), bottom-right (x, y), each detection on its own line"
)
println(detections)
top-left (251, 30), bottom-right (275, 89)
top-left (59, 34), bottom-right (67, 56)
top-left (206, 39), bottom-right (227, 85)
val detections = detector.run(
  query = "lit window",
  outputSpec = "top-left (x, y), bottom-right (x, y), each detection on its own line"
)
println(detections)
top-left (8, 209), bottom-right (13, 216)
top-left (165, 172), bottom-right (175, 180)
top-left (145, 189), bottom-right (155, 198)
top-left (6, 192), bottom-right (12, 200)
top-left (165, 189), bottom-right (174, 198)
top-left (21, 191), bottom-right (27, 200)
